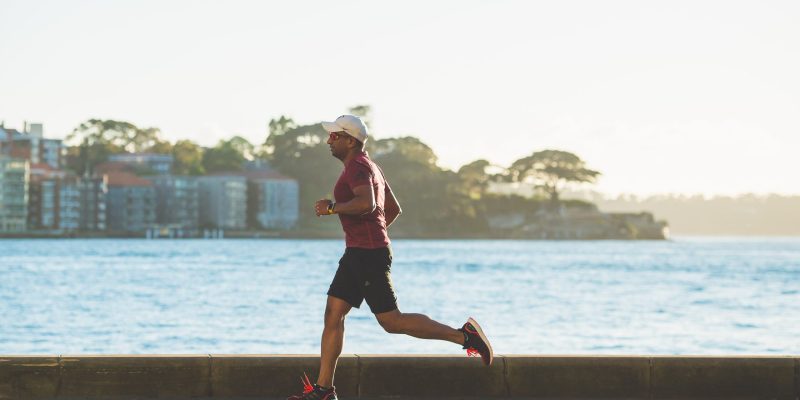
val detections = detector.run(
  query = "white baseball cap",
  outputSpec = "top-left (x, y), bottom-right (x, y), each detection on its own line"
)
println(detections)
top-left (321, 114), bottom-right (369, 143)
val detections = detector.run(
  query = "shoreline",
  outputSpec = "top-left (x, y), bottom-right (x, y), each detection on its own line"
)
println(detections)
top-left (0, 232), bottom-right (673, 240)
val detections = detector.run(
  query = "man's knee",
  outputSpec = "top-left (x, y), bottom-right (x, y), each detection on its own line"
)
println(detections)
top-left (324, 307), bottom-right (347, 330)
top-left (377, 312), bottom-right (404, 334)
top-left (324, 296), bottom-right (352, 328)
top-left (324, 311), bottom-right (345, 328)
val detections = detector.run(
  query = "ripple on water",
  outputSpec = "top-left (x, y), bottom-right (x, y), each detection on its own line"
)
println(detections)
top-left (0, 237), bottom-right (798, 355)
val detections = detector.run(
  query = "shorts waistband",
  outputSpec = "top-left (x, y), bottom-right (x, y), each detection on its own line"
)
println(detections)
top-left (344, 246), bottom-right (392, 256)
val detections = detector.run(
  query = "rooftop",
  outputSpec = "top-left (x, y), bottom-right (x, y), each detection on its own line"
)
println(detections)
top-left (208, 170), bottom-right (294, 181)
top-left (105, 171), bottom-right (153, 187)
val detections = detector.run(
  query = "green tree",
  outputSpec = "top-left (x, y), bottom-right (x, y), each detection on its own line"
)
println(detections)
top-left (348, 105), bottom-right (372, 129)
top-left (67, 119), bottom-right (166, 153)
top-left (457, 159), bottom-right (492, 200)
top-left (260, 116), bottom-right (297, 159)
top-left (64, 141), bottom-right (116, 176)
top-left (227, 135), bottom-right (255, 161)
top-left (65, 119), bottom-right (173, 175)
top-left (172, 140), bottom-right (205, 175)
top-left (128, 127), bottom-right (164, 153)
top-left (146, 139), bottom-right (173, 154)
top-left (509, 149), bottom-right (600, 203)
top-left (369, 136), bottom-right (437, 165)
top-left (202, 138), bottom-right (250, 173)
top-left (67, 119), bottom-right (137, 148)
top-left (371, 137), bottom-right (485, 235)
top-left (268, 116), bottom-right (297, 139)
top-left (65, 119), bottom-right (134, 175)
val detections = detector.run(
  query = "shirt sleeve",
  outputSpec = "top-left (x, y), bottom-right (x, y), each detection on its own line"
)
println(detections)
top-left (374, 164), bottom-right (392, 194)
top-left (346, 161), bottom-right (374, 189)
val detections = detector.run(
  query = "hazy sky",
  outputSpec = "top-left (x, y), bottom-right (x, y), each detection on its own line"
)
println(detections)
top-left (2, 0), bottom-right (798, 196)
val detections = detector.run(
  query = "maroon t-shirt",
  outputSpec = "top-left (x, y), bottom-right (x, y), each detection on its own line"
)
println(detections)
top-left (334, 151), bottom-right (391, 249)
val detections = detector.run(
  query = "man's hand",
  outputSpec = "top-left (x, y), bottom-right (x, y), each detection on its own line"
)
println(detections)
top-left (315, 199), bottom-right (334, 217)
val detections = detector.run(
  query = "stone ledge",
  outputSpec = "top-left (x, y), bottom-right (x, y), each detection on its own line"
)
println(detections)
top-left (0, 355), bottom-right (797, 399)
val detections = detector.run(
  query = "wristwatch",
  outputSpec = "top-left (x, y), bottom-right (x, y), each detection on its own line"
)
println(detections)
top-left (327, 202), bottom-right (336, 215)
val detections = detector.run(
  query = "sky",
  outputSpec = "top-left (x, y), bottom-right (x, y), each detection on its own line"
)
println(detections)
top-left (1, 0), bottom-right (799, 196)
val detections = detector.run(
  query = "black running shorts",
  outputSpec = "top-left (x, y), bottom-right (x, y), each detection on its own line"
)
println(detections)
top-left (327, 246), bottom-right (397, 314)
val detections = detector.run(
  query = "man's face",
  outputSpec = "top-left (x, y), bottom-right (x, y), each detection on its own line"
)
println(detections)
top-left (327, 131), bottom-right (352, 160)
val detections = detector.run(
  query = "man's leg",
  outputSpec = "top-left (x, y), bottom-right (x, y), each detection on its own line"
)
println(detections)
top-left (317, 295), bottom-right (352, 388)
top-left (374, 309), bottom-right (465, 345)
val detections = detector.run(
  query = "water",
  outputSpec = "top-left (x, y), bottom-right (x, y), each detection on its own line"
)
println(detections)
top-left (1, 238), bottom-right (798, 355)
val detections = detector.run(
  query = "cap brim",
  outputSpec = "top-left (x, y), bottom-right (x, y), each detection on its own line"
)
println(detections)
top-left (321, 121), bottom-right (342, 133)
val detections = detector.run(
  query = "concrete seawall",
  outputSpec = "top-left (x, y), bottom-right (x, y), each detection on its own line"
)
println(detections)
top-left (1, 355), bottom-right (798, 399)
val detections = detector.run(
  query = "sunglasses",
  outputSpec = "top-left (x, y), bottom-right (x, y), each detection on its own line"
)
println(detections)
top-left (329, 131), bottom-right (351, 141)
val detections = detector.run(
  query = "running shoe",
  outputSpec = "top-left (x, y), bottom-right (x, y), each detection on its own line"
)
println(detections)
top-left (287, 372), bottom-right (338, 400)
top-left (459, 317), bottom-right (494, 366)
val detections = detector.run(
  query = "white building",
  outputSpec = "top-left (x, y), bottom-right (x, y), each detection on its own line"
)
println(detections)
top-left (0, 123), bottom-right (64, 169)
top-left (198, 175), bottom-right (247, 229)
top-left (245, 170), bottom-right (299, 230)
top-left (151, 175), bottom-right (199, 229)
top-left (0, 155), bottom-right (30, 232)
top-left (108, 153), bottom-right (173, 175)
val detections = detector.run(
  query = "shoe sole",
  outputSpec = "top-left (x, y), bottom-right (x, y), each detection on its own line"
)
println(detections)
top-left (468, 317), bottom-right (493, 366)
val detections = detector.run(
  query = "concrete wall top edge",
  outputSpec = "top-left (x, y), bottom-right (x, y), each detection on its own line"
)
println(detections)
top-left (2, 354), bottom-right (799, 358)
top-left (208, 354), bottom-right (358, 358)
top-left (57, 354), bottom-right (211, 358)
top-left (647, 355), bottom-right (800, 359)
top-left (0, 355), bottom-right (60, 358)
top-left (353, 354), bottom-right (485, 358)
top-left (503, 354), bottom-right (800, 358)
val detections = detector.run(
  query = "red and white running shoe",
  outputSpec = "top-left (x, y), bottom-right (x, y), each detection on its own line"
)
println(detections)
top-left (458, 317), bottom-right (494, 366)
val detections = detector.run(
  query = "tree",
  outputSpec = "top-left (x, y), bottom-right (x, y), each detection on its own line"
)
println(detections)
top-left (370, 137), bottom-right (485, 235)
top-left (128, 127), bottom-right (164, 153)
top-left (67, 119), bottom-right (166, 153)
top-left (348, 105), bottom-right (372, 129)
top-left (67, 119), bottom-right (137, 148)
top-left (146, 139), bottom-right (173, 155)
top-left (65, 119), bottom-right (172, 175)
top-left (172, 140), bottom-right (205, 175)
top-left (268, 116), bottom-right (297, 138)
top-left (369, 136), bottom-right (438, 166)
top-left (65, 119), bottom-right (134, 175)
top-left (64, 141), bottom-right (116, 176)
top-left (228, 136), bottom-right (256, 160)
top-left (457, 159), bottom-right (492, 200)
top-left (259, 116), bottom-right (297, 159)
top-left (509, 149), bottom-right (600, 203)
top-left (202, 138), bottom-right (251, 173)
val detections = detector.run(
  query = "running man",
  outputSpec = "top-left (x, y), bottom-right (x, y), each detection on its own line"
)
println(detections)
top-left (287, 115), bottom-right (493, 400)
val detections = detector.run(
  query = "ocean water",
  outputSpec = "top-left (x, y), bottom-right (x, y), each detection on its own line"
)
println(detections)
top-left (0, 238), bottom-right (798, 355)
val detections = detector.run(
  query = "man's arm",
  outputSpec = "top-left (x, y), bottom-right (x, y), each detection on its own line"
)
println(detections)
top-left (315, 185), bottom-right (375, 217)
top-left (384, 186), bottom-right (402, 227)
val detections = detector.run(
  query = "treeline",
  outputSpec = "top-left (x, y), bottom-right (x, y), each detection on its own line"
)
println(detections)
top-left (65, 119), bottom-right (256, 176)
top-left (65, 107), bottom-right (601, 236)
